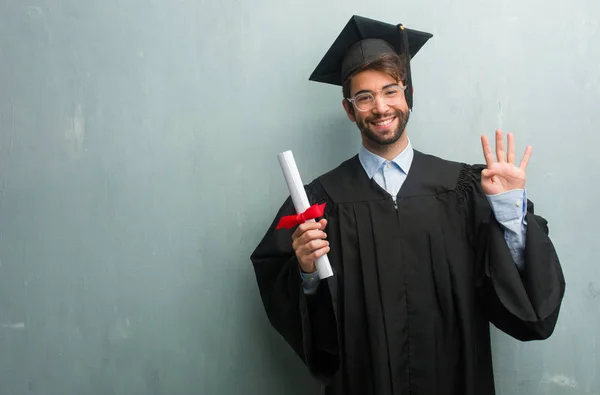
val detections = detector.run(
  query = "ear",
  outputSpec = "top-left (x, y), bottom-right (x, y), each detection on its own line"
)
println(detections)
top-left (342, 99), bottom-right (357, 122)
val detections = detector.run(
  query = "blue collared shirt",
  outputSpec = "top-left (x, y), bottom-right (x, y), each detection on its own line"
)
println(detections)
top-left (359, 141), bottom-right (413, 202)
top-left (301, 140), bottom-right (527, 294)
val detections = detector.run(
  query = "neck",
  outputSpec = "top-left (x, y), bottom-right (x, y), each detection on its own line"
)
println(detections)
top-left (362, 132), bottom-right (409, 160)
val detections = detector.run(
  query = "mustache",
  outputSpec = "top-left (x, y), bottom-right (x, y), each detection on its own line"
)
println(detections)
top-left (366, 110), bottom-right (407, 123)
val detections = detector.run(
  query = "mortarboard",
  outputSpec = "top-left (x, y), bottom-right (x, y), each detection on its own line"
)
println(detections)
top-left (309, 15), bottom-right (433, 108)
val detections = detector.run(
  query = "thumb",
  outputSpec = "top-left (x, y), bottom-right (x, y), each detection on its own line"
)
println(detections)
top-left (318, 218), bottom-right (328, 230)
top-left (481, 169), bottom-right (495, 179)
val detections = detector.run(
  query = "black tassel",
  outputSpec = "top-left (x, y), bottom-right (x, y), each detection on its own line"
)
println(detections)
top-left (398, 24), bottom-right (414, 109)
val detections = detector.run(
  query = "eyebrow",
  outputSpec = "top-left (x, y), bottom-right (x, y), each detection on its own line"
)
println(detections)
top-left (353, 83), bottom-right (400, 96)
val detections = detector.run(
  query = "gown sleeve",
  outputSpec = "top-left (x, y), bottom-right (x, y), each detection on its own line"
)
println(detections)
top-left (460, 164), bottom-right (566, 341)
top-left (250, 180), bottom-right (339, 383)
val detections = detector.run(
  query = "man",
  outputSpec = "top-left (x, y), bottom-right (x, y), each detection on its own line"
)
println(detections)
top-left (250, 15), bottom-right (565, 395)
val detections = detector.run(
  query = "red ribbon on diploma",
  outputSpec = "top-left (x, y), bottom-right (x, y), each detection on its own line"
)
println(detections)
top-left (275, 203), bottom-right (327, 230)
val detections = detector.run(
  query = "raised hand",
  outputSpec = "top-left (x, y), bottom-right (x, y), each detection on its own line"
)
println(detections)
top-left (480, 130), bottom-right (532, 195)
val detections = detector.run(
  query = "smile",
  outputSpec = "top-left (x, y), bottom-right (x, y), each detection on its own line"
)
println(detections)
top-left (371, 117), bottom-right (396, 127)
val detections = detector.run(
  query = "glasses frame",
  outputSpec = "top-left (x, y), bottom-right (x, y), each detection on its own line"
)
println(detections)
top-left (345, 84), bottom-right (407, 112)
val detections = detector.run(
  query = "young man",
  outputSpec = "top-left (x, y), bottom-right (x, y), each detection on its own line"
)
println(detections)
top-left (250, 15), bottom-right (565, 395)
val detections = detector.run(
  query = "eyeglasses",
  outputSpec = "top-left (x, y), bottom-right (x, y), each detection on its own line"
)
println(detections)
top-left (346, 84), bottom-right (407, 112)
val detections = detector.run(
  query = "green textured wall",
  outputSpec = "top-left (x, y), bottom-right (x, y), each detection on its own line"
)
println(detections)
top-left (0, 1), bottom-right (597, 394)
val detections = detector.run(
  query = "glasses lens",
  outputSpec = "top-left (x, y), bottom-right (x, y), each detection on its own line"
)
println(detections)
top-left (354, 93), bottom-right (374, 111)
top-left (384, 86), bottom-right (402, 97)
top-left (351, 86), bottom-right (405, 111)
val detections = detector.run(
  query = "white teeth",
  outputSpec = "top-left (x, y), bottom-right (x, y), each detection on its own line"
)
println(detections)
top-left (373, 118), bottom-right (394, 127)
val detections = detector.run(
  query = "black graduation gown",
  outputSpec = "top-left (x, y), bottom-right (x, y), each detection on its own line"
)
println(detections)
top-left (250, 150), bottom-right (565, 395)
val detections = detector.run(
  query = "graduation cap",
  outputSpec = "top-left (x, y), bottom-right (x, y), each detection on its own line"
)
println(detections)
top-left (309, 15), bottom-right (433, 108)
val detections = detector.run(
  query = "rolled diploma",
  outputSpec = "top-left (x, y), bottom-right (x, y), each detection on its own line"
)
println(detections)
top-left (277, 150), bottom-right (334, 279)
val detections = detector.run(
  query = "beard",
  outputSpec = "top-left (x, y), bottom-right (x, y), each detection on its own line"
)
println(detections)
top-left (357, 108), bottom-right (409, 146)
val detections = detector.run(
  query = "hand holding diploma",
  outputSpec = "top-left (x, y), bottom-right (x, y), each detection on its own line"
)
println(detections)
top-left (277, 151), bottom-right (334, 279)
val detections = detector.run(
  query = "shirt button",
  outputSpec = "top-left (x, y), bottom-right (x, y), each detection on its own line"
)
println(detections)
top-left (386, 163), bottom-right (392, 168)
top-left (515, 200), bottom-right (522, 208)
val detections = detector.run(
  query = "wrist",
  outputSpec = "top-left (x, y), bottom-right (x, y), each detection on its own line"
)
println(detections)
top-left (299, 263), bottom-right (316, 274)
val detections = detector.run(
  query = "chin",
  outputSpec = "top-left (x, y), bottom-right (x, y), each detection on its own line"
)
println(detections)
top-left (367, 128), bottom-right (404, 146)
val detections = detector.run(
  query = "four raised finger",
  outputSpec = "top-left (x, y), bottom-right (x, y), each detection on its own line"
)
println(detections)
top-left (495, 129), bottom-right (506, 163)
top-left (480, 135), bottom-right (495, 168)
top-left (519, 145), bottom-right (533, 170)
top-left (507, 132), bottom-right (516, 164)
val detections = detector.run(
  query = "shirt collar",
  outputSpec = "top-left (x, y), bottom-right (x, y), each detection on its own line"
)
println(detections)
top-left (358, 139), bottom-right (414, 179)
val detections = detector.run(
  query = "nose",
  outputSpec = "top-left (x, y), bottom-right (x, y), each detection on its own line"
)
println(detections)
top-left (373, 93), bottom-right (390, 114)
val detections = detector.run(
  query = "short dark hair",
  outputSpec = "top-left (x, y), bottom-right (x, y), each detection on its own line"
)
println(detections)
top-left (342, 52), bottom-right (409, 99)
